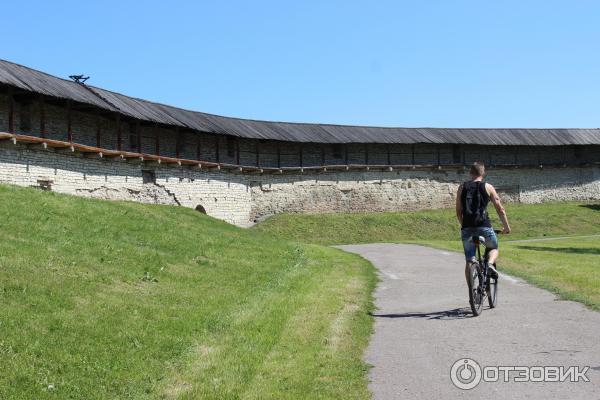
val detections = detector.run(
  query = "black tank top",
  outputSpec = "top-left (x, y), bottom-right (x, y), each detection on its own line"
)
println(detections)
top-left (461, 180), bottom-right (492, 228)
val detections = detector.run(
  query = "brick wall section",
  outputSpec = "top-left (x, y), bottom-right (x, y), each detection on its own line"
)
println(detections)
top-left (0, 143), bottom-right (598, 226)
top-left (0, 142), bottom-right (252, 225)
top-left (247, 166), bottom-right (600, 221)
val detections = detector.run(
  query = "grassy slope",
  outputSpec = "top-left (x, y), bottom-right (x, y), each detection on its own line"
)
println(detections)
top-left (254, 202), bottom-right (600, 310)
top-left (254, 202), bottom-right (600, 245)
top-left (503, 237), bottom-right (599, 308)
top-left (0, 185), bottom-right (376, 400)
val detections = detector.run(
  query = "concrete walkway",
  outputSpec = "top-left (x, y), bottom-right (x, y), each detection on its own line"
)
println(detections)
top-left (338, 244), bottom-right (600, 400)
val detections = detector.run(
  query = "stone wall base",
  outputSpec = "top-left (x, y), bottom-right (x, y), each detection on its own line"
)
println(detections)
top-left (1, 143), bottom-right (598, 226)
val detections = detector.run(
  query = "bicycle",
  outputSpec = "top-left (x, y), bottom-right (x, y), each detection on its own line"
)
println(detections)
top-left (466, 230), bottom-right (501, 316)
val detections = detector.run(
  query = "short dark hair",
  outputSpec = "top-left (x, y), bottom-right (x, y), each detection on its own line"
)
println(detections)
top-left (470, 161), bottom-right (485, 177)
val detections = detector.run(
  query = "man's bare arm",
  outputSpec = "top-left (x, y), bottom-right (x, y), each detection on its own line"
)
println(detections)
top-left (488, 184), bottom-right (511, 234)
top-left (455, 184), bottom-right (463, 226)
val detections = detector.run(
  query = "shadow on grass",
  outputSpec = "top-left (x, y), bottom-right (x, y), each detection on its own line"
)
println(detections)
top-left (579, 204), bottom-right (600, 211)
top-left (370, 307), bottom-right (474, 320)
top-left (516, 245), bottom-right (600, 255)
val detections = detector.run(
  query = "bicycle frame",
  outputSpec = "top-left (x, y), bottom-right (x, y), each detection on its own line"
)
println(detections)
top-left (468, 230), bottom-right (501, 315)
top-left (474, 236), bottom-right (491, 296)
top-left (475, 236), bottom-right (490, 277)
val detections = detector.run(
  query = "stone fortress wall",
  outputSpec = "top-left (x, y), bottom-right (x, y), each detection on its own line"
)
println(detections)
top-left (0, 92), bottom-right (599, 226)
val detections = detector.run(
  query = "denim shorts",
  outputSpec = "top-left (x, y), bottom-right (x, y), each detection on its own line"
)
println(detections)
top-left (461, 227), bottom-right (498, 261)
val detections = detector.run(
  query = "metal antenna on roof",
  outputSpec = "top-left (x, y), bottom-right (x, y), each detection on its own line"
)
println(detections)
top-left (69, 74), bottom-right (89, 84)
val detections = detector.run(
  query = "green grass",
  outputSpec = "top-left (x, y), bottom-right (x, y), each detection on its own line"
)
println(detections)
top-left (254, 202), bottom-right (600, 245)
top-left (0, 184), bottom-right (376, 399)
top-left (255, 202), bottom-right (600, 310)
top-left (503, 237), bottom-right (599, 308)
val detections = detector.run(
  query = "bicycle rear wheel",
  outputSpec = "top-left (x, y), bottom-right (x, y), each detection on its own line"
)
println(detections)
top-left (487, 276), bottom-right (498, 308)
top-left (467, 262), bottom-right (484, 316)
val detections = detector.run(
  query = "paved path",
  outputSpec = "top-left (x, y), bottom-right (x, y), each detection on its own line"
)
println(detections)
top-left (338, 244), bottom-right (600, 400)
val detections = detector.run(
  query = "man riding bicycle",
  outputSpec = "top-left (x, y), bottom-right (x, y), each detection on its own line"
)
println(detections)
top-left (455, 162), bottom-right (511, 280)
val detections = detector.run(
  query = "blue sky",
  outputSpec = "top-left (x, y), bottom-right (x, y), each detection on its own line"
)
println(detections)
top-left (3, 1), bottom-right (600, 128)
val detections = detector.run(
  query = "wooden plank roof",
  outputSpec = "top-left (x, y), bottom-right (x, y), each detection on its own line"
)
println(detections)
top-left (1, 59), bottom-right (599, 145)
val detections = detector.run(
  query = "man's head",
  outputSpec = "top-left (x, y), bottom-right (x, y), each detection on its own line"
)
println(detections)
top-left (470, 161), bottom-right (486, 178)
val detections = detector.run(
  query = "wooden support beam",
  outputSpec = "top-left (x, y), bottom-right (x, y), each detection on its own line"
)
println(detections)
top-left (437, 146), bottom-right (441, 166)
top-left (116, 114), bottom-right (122, 151)
top-left (104, 153), bottom-right (125, 160)
top-left (344, 144), bottom-right (349, 165)
top-left (119, 152), bottom-right (139, 160)
top-left (0, 133), bottom-right (15, 142)
top-left (155, 124), bottom-right (160, 156)
top-left (299, 143), bottom-right (303, 168)
top-left (136, 121), bottom-right (142, 153)
top-left (277, 142), bottom-right (281, 168)
top-left (365, 143), bottom-right (369, 165)
top-left (67, 100), bottom-right (73, 142)
top-left (196, 135), bottom-right (201, 161)
top-left (256, 141), bottom-right (260, 167)
top-left (7, 87), bottom-right (14, 133)
top-left (387, 145), bottom-right (391, 166)
top-left (95, 112), bottom-right (101, 148)
top-left (321, 144), bottom-right (325, 166)
top-left (236, 138), bottom-right (241, 166)
top-left (411, 144), bottom-right (415, 165)
top-left (39, 95), bottom-right (46, 138)
top-left (175, 127), bottom-right (181, 159)
top-left (215, 136), bottom-right (220, 163)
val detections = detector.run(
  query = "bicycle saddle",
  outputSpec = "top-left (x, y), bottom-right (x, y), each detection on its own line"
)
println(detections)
top-left (472, 235), bottom-right (486, 244)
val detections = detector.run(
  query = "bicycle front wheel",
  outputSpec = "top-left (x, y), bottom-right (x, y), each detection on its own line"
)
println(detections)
top-left (467, 262), bottom-right (484, 316)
